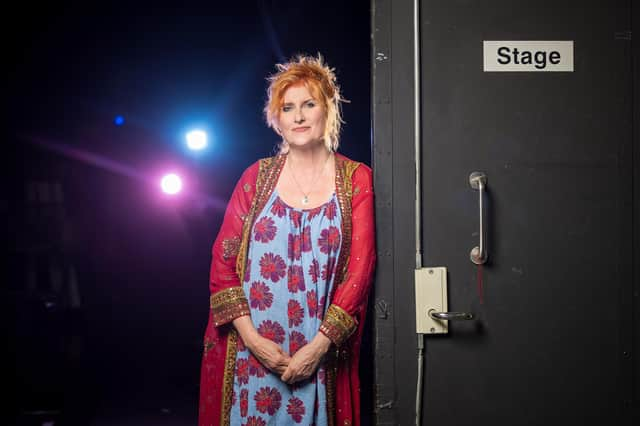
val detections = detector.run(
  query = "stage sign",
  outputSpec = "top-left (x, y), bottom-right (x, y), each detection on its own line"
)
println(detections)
top-left (483, 41), bottom-right (574, 72)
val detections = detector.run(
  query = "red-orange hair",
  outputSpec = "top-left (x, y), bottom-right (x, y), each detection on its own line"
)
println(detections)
top-left (264, 54), bottom-right (345, 152)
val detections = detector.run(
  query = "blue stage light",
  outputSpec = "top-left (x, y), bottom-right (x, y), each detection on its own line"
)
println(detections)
top-left (186, 130), bottom-right (208, 150)
top-left (114, 115), bottom-right (125, 126)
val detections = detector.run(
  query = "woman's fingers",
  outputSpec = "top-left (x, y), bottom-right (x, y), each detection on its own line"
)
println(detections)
top-left (281, 343), bottom-right (323, 384)
top-left (251, 336), bottom-right (290, 373)
top-left (281, 362), bottom-right (311, 383)
top-left (281, 368), bottom-right (292, 383)
top-left (267, 353), bottom-right (289, 373)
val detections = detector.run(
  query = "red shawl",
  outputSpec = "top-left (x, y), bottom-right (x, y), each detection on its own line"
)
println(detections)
top-left (199, 153), bottom-right (376, 426)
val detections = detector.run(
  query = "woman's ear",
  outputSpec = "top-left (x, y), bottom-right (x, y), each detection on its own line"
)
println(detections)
top-left (273, 117), bottom-right (282, 135)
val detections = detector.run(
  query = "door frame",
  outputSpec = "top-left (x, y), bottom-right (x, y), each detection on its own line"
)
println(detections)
top-left (371, 0), bottom-right (421, 423)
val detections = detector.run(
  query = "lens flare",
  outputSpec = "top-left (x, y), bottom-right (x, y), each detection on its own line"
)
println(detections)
top-left (161, 173), bottom-right (182, 194)
top-left (186, 130), bottom-right (207, 150)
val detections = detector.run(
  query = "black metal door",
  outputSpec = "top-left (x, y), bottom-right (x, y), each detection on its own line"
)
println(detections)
top-left (371, 1), bottom-right (637, 425)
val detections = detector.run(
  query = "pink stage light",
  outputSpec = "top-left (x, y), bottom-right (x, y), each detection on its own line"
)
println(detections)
top-left (161, 173), bottom-right (183, 194)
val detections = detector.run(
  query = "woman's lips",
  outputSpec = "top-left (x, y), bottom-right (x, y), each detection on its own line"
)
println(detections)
top-left (292, 127), bottom-right (310, 132)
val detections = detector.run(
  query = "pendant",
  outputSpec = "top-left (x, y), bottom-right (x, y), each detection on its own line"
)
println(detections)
top-left (302, 195), bottom-right (309, 205)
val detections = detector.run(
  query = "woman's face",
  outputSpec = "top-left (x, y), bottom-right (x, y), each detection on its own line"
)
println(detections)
top-left (278, 83), bottom-right (327, 150)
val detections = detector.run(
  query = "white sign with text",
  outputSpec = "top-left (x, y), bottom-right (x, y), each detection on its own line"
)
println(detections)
top-left (483, 41), bottom-right (574, 72)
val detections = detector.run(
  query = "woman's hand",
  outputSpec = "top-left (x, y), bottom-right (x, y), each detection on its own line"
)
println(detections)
top-left (281, 333), bottom-right (332, 384)
top-left (233, 315), bottom-right (290, 375)
top-left (246, 335), bottom-right (291, 375)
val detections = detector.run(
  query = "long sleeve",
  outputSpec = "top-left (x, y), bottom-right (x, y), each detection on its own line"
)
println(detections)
top-left (320, 164), bottom-right (376, 345)
top-left (209, 162), bottom-right (259, 326)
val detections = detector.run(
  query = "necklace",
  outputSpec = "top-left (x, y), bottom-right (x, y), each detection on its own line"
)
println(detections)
top-left (288, 152), bottom-right (332, 205)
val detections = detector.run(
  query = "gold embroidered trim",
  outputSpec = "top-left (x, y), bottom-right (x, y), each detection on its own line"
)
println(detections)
top-left (210, 286), bottom-right (247, 309)
top-left (254, 155), bottom-right (285, 218)
top-left (220, 329), bottom-right (238, 426)
top-left (325, 156), bottom-right (359, 424)
top-left (320, 304), bottom-right (357, 346)
top-left (333, 156), bottom-right (359, 291)
top-left (235, 155), bottom-right (284, 283)
top-left (325, 348), bottom-right (338, 426)
top-left (210, 287), bottom-right (250, 326)
top-left (222, 236), bottom-right (241, 260)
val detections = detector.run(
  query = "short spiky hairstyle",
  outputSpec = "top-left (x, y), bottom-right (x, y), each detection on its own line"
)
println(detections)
top-left (264, 54), bottom-right (345, 152)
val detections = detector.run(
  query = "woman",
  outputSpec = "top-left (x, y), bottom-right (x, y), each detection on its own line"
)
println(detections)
top-left (199, 54), bottom-right (375, 426)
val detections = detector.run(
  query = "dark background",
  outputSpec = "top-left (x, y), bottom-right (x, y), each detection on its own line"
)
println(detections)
top-left (4, 2), bottom-right (372, 425)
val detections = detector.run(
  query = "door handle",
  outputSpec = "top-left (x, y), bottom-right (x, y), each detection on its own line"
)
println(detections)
top-left (469, 172), bottom-right (488, 265)
top-left (429, 309), bottom-right (474, 321)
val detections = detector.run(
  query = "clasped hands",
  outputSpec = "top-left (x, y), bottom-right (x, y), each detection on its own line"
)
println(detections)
top-left (247, 332), bottom-right (332, 384)
top-left (234, 315), bottom-right (332, 384)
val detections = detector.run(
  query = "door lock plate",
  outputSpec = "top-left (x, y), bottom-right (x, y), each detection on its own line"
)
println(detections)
top-left (415, 267), bottom-right (448, 334)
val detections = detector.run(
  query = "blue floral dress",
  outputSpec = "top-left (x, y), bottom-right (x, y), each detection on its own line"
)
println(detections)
top-left (229, 189), bottom-right (342, 426)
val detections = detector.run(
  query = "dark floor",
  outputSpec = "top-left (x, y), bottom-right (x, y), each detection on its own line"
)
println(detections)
top-left (12, 389), bottom-right (198, 426)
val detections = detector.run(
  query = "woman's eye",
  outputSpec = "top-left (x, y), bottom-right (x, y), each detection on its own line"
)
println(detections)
top-left (282, 105), bottom-right (292, 112)
top-left (305, 101), bottom-right (316, 108)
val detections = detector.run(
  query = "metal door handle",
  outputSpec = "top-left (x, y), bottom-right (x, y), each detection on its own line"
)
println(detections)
top-left (469, 172), bottom-right (488, 264)
top-left (429, 309), bottom-right (474, 321)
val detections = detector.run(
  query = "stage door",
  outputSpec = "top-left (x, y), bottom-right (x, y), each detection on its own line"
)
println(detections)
top-left (370, 1), bottom-right (638, 424)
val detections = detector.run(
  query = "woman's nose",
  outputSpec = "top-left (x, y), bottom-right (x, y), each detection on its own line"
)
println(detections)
top-left (294, 109), bottom-right (305, 123)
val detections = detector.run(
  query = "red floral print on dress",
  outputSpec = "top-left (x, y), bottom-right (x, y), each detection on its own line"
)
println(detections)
top-left (240, 389), bottom-right (249, 417)
top-left (307, 290), bottom-right (318, 318)
top-left (259, 253), bottom-right (286, 282)
top-left (287, 265), bottom-right (306, 293)
top-left (321, 256), bottom-right (337, 282)
top-left (254, 387), bottom-right (282, 415)
top-left (308, 259), bottom-right (320, 283)
top-left (249, 281), bottom-right (273, 311)
top-left (248, 354), bottom-right (267, 378)
top-left (301, 226), bottom-right (312, 252)
top-left (318, 226), bottom-right (341, 254)
top-left (244, 259), bottom-right (251, 282)
top-left (271, 197), bottom-right (287, 217)
top-left (324, 199), bottom-right (337, 220)
top-left (236, 358), bottom-right (249, 385)
top-left (289, 209), bottom-right (302, 228)
top-left (307, 205), bottom-right (323, 221)
top-left (288, 233), bottom-right (302, 260)
top-left (289, 331), bottom-right (308, 356)
top-left (287, 397), bottom-right (306, 423)
top-left (287, 299), bottom-right (304, 327)
top-left (257, 319), bottom-right (285, 344)
top-left (254, 216), bottom-right (277, 242)
top-left (237, 336), bottom-right (246, 352)
top-left (243, 416), bottom-right (266, 426)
